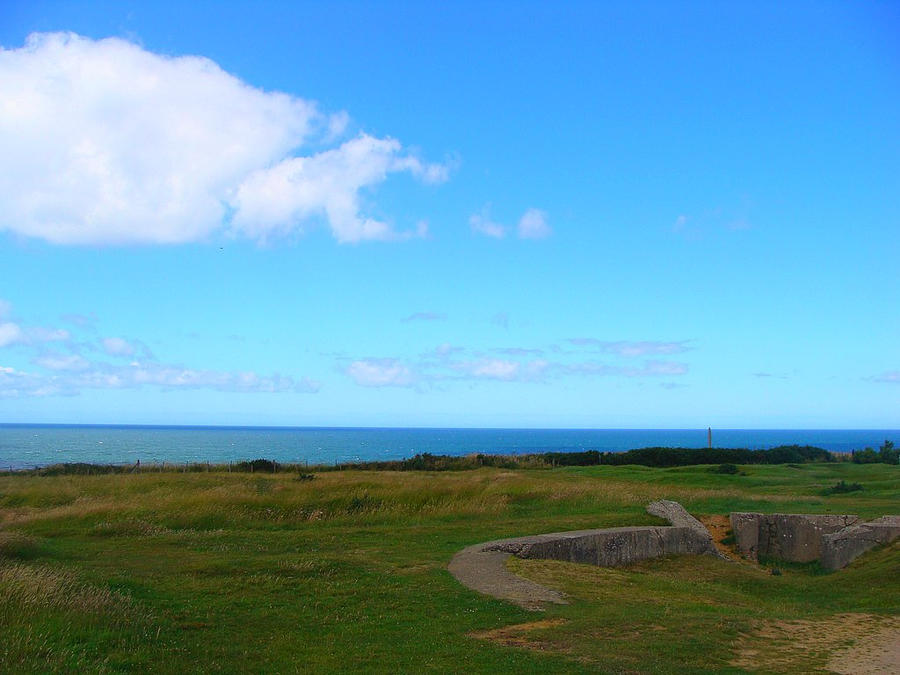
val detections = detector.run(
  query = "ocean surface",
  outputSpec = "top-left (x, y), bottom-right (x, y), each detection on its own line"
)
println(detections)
top-left (0, 425), bottom-right (897, 470)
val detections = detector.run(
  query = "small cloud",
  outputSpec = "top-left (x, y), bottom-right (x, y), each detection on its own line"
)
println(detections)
top-left (872, 370), bottom-right (900, 384)
top-left (517, 208), bottom-right (551, 239)
top-left (325, 110), bottom-right (350, 141)
top-left (471, 206), bottom-right (551, 240)
top-left (752, 371), bottom-right (788, 379)
top-left (727, 218), bottom-right (751, 231)
top-left (30, 327), bottom-right (70, 342)
top-left (673, 203), bottom-right (753, 237)
top-left (401, 311), bottom-right (446, 323)
top-left (562, 359), bottom-right (688, 377)
top-left (567, 339), bottom-right (690, 357)
top-left (469, 206), bottom-right (507, 239)
top-left (638, 360), bottom-right (688, 376)
top-left (102, 337), bottom-right (136, 356)
top-left (345, 358), bottom-right (415, 387)
top-left (491, 312), bottom-right (510, 329)
top-left (0, 322), bottom-right (25, 348)
top-left (493, 347), bottom-right (545, 356)
top-left (451, 358), bottom-right (549, 382)
top-left (431, 343), bottom-right (464, 358)
top-left (62, 313), bottom-right (98, 327)
top-left (454, 358), bottom-right (520, 381)
top-left (34, 353), bottom-right (90, 371)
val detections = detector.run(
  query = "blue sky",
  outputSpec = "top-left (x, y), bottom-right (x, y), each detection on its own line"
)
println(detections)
top-left (0, 1), bottom-right (897, 427)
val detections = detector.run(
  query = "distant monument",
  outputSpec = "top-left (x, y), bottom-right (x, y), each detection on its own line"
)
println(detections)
top-left (708, 427), bottom-right (712, 448)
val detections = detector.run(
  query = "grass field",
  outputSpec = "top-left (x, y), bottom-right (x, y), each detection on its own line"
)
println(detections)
top-left (0, 462), bottom-right (897, 673)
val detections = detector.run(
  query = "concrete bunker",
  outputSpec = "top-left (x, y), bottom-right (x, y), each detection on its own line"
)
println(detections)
top-left (448, 500), bottom-right (721, 609)
top-left (450, 502), bottom-right (899, 609)
top-left (730, 512), bottom-right (899, 570)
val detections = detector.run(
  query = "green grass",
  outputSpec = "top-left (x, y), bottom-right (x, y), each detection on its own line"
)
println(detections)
top-left (0, 462), bottom-right (897, 673)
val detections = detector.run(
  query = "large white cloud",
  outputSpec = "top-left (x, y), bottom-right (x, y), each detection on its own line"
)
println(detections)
top-left (231, 134), bottom-right (444, 243)
top-left (0, 32), bottom-right (445, 245)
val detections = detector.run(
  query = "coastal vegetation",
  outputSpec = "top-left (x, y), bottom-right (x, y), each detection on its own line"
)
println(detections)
top-left (5, 442), bottom-right (897, 478)
top-left (0, 461), bottom-right (897, 672)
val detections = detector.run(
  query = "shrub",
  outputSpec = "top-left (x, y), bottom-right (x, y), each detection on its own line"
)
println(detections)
top-left (711, 463), bottom-right (740, 475)
top-left (824, 480), bottom-right (863, 495)
top-left (234, 459), bottom-right (279, 473)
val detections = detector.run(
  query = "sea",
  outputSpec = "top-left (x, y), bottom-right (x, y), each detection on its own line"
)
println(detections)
top-left (0, 425), bottom-right (897, 470)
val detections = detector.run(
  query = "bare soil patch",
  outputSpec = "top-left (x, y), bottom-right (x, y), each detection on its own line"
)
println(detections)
top-left (732, 612), bottom-right (900, 673)
top-left (470, 618), bottom-right (567, 650)
top-left (699, 514), bottom-right (736, 560)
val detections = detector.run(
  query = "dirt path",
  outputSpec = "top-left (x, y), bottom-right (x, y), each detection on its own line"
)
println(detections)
top-left (699, 514), bottom-right (737, 560)
top-left (732, 613), bottom-right (900, 673)
top-left (447, 542), bottom-right (567, 611)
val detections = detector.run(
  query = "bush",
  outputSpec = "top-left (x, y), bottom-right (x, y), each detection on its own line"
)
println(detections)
top-left (599, 445), bottom-right (833, 467)
top-left (879, 440), bottom-right (899, 465)
top-left (234, 459), bottom-right (279, 473)
top-left (824, 480), bottom-right (863, 495)
top-left (711, 463), bottom-right (740, 475)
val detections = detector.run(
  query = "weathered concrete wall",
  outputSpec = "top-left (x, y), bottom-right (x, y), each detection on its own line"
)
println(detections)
top-left (820, 516), bottom-right (900, 571)
top-left (485, 525), bottom-right (715, 568)
top-left (729, 513), bottom-right (858, 562)
top-left (647, 499), bottom-right (724, 558)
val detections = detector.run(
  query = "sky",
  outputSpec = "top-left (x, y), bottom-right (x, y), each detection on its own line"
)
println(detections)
top-left (0, 1), bottom-right (898, 428)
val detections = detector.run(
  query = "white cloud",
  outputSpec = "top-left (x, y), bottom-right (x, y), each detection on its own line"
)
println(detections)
top-left (0, 32), bottom-right (446, 245)
top-left (343, 345), bottom-right (688, 389)
top-left (493, 347), bottom-right (544, 356)
top-left (401, 311), bottom-right (446, 322)
top-left (34, 353), bottom-right (89, 371)
top-left (639, 360), bottom-right (688, 376)
top-left (0, 322), bottom-right (25, 347)
top-left (102, 337), bottom-right (135, 356)
top-left (1, 359), bottom-right (320, 397)
top-left (470, 206), bottom-right (550, 239)
top-left (0, 304), bottom-right (319, 396)
top-left (230, 134), bottom-right (445, 243)
top-left (517, 208), bottom-right (551, 239)
top-left (873, 371), bottom-right (900, 384)
top-left (346, 359), bottom-right (415, 387)
top-left (428, 343), bottom-right (464, 359)
top-left (561, 360), bottom-right (688, 377)
top-left (451, 358), bottom-right (549, 382)
top-left (29, 327), bottom-right (70, 342)
top-left (491, 312), bottom-right (510, 329)
top-left (568, 339), bottom-right (690, 357)
top-left (0, 300), bottom-right (70, 347)
top-left (469, 207), bottom-right (507, 239)
top-left (121, 363), bottom-right (318, 393)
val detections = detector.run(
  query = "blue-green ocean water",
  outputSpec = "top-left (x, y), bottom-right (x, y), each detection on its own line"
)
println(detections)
top-left (0, 425), bottom-right (897, 470)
